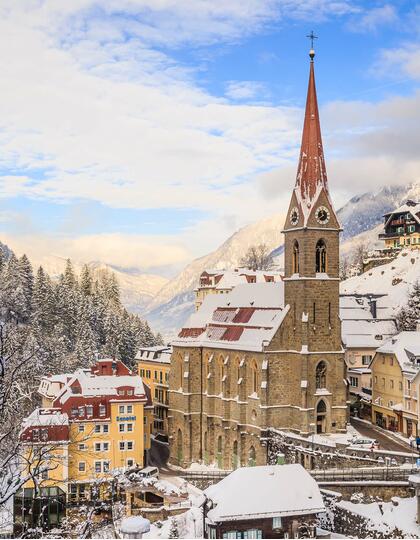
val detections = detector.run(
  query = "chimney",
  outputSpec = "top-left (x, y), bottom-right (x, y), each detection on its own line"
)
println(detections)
top-left (112, 361), bottom-right (117, 375)
top-left (369, 298), bottom-right (377, 319)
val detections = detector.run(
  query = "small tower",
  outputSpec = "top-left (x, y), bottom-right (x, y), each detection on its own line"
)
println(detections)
top-left (281, 42), bottom-right (346, 435)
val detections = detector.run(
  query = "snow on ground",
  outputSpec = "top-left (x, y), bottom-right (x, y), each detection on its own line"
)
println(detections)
top-left (282, 422), bottom-right (362, 448)
top-left (339, 496), bottom-right (419, 537)
top-left (341, 249), bottom-right (420, 317)
top-left (143, 506), bottom-right (203, 539)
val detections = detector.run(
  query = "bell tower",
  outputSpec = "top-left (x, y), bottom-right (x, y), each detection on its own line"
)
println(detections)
top-left (281, 43), bottom-right (347, 434)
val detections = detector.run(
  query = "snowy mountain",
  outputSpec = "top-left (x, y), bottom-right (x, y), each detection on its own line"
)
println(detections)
top-left (337, 182), bottom-right (420, 241)
top-left (145, 182), bottom-right (420, 338)
top-left (30, 255), bottom-right (169, 314)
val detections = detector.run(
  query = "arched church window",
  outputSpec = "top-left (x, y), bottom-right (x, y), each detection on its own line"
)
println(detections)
top-left (293, 240), bottom-right (300, 274)
top-left (315, 239), bottom-right (327, 273)
top-left (316, 361), bottom-right (327, 389)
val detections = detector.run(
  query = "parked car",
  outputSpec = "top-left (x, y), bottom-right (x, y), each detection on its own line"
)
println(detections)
top-left (138, 466), bottom-right (159, 478)
top-left (349, 437), bottom-right (379, 449)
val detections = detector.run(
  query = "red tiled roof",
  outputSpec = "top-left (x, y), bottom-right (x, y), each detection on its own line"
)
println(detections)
top-left (232, 307), bottom-right (256, 323)
top-left (178, 328), bottom-right (204, 338)
top-left (221, 327), bottom-right (244, 341)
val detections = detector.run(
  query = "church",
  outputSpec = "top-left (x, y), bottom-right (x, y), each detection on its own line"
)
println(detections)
top-left (168, 47), bottom-right (348, 469)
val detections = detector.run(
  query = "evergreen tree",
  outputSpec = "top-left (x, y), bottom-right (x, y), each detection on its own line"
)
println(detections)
top-left (80, 264), bottom-right (93, 297)
top-left (397, 281), bottom-right (420, 331)
top-left (0, 254), bottom-right (26, 322)
top-left (75, 296), bottom-right (97, 365)
top-left (32, 267), bottom-right (57, 334)
top-left (18, 254), bottom-right (34, 321)
top-left (168, 518), bottom-right (179, 539)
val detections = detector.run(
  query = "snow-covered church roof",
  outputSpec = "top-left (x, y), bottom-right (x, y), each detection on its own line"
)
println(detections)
top-left (204, 464), bottom-right (325, 523)
top-left (173, 282), bottom-right (287, 352)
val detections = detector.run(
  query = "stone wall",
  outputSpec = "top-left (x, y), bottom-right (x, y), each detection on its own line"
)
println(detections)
top-left (320, 489), bottom-right (419, 539)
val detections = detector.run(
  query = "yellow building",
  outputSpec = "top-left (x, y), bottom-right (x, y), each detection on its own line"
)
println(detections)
top-left (21, 359), bottom-right (154, 506)
top-left (379, 200), bottom-right (420, 251)
top-left (137, 346), bottom-right (171, 435)
top-left (371, 332), bottom-right (420, 437)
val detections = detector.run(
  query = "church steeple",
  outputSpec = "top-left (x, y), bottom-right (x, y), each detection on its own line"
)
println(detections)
top-left (293, 46), bottom-right (330, 224)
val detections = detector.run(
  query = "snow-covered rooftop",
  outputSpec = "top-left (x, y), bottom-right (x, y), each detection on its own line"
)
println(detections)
top-left (173, 282), bottom-right (287, 352)
top-left (22, 408), bottom-right (68, 429)
top-left (204, 464), bottom-right (325, 522)
top-left (342, 319), bottom-right (397, 349)
top-left (376, 331), bottom-right (420, 375)
top-left (136, 346), bottom-right (172, 365)
top-left (384, 200), bottom-right (420, 224)
top-left (341, 250), bottom-right (420, 318)
top-left (57, 369), bottom-right (147, 404)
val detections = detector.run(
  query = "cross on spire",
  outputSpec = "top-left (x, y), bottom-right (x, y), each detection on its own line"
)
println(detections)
top-left (306, 30), bottom-right (318, 49)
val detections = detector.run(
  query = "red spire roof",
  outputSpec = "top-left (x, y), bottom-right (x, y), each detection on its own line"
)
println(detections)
top-left (295, 54), bottom-right (328, 205)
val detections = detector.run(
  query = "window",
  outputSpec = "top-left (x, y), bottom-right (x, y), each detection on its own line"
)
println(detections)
top-left (127, 459), bottom-right (134, 467)
top-left (362, 355), bottom-right (372, 366)
top-left (292, 240), bottom-right (299, 274)
top-left (316, 361), bottom-right (327, 389)
top-left (78, 462), bottom-right (86, 472)
top-left (103, 424), bottom-right (109, 433)
top-left (154, 370), bottom-right (158, 380)
top-left (99, 405), bottom-right (106, 416)
top-left (41, 470), bottom-right (48, 480)
top-left (350, 377), bottom-right (358, 387)
top-left (118, 390), bottom-right (125, 396)
top-left (95, 461), bottom-right (102, 473)
top-left (32, 429), bottom-right (39, 441)
top-left (223, 533), bottom-right (237, 539)
top-left (390, 379), bottom-right (394, 389)
top-left (78, 444), bottom-right (86, 451)
top-left (127, 405), bottom-right (133, 414)
top-left (103, 442), bottom-right (109, 452)
top-left (103, 461), bottom-right (109, 472)
top-left (86, 405), bottom-right (93, 417)
top-left (119, 442), bottom-right (125, 451)
top-left (140, 369), bottom-right (145, 377)
top-left (382, 377), bottom-right (385, 388)
top-left (78, 406), bottom-right (85, 416)
top-left (146, 370), bottom-right (151, 378)
top-left (95, 425), bottom-right (101, 433)
top-left (399, 381), bottom-right (403, 391)
top-left (79, 424), bottom-right (85, 433)
top-left (243, 530), bottom-right (262, 539)
top-left (119, 405), bottom-right (125, 414)
top-left (315, 239), bottom-right (327, 273)
top-left (71, 408), bottom-right (78, 417)
top-left (389, 400), bottom-right (393, 407)
top-left (374, 376), bottom-right (378, 384)
top-left (272, 517), bottom-right (282, 529)
top-left (127, 441), bottom-right (133, 450)
top-left (127, 423), bottom-right (133, 432)
top-left (119, 424), bottom-right (125, 432)
top-left (95, 443), bottom-right (101, 452)
top-left (127, 389), bottom-right (133, 396)
top-left (390, 357), bottom-right (394, 366)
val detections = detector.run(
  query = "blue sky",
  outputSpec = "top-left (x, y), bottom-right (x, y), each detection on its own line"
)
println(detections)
top-left (0, 1), bottom-right (419, 275)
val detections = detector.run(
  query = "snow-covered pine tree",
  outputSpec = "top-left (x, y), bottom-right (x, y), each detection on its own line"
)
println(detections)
top-left (75, 296), bottom-right (97, 365)
top-left (168, 518), bottom-right (179, 539)
top-left (18, 254), bottom-right (34, 322)
top-left (32, 266), bottom-right (57, 334)
top-left (56, 262), bottom-right (79, 351)
top-left (80, 264), bottom-right (93, 297)
top-left (397, 280), bottom-right (420, 331)
top-left (0, 254), bottom-right (27, 323)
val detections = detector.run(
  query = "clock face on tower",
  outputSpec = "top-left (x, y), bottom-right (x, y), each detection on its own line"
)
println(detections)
top-left (290, 207), bottom-right (299, 226)
top-left (315, 206), bottom-right (330, 225)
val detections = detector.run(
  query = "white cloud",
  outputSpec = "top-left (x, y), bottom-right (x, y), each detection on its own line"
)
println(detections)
top-left (348, 4), bottom-right (397, 33)
top-left (0, 231), bottom-right (190, 272)
top-left (376, 43), bottom-right (420, 80)
top-left (225, 81), bottom-right (266, 100)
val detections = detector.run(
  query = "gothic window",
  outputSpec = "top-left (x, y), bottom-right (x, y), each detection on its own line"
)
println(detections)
top-left (231, 357), bottom-right (240, 395)
top-left (315, 239), bottom-right (327, 273)
top-left (293, 240), bottom-right (300, 274)
top-left (316, 361), bottom-right (327, 389)
top-left (317, 400), bottom-right (327, 413)
top-left (250, 361), bottom-right (258, 395)
top-left (177, 429), bottom-right (183, 464)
